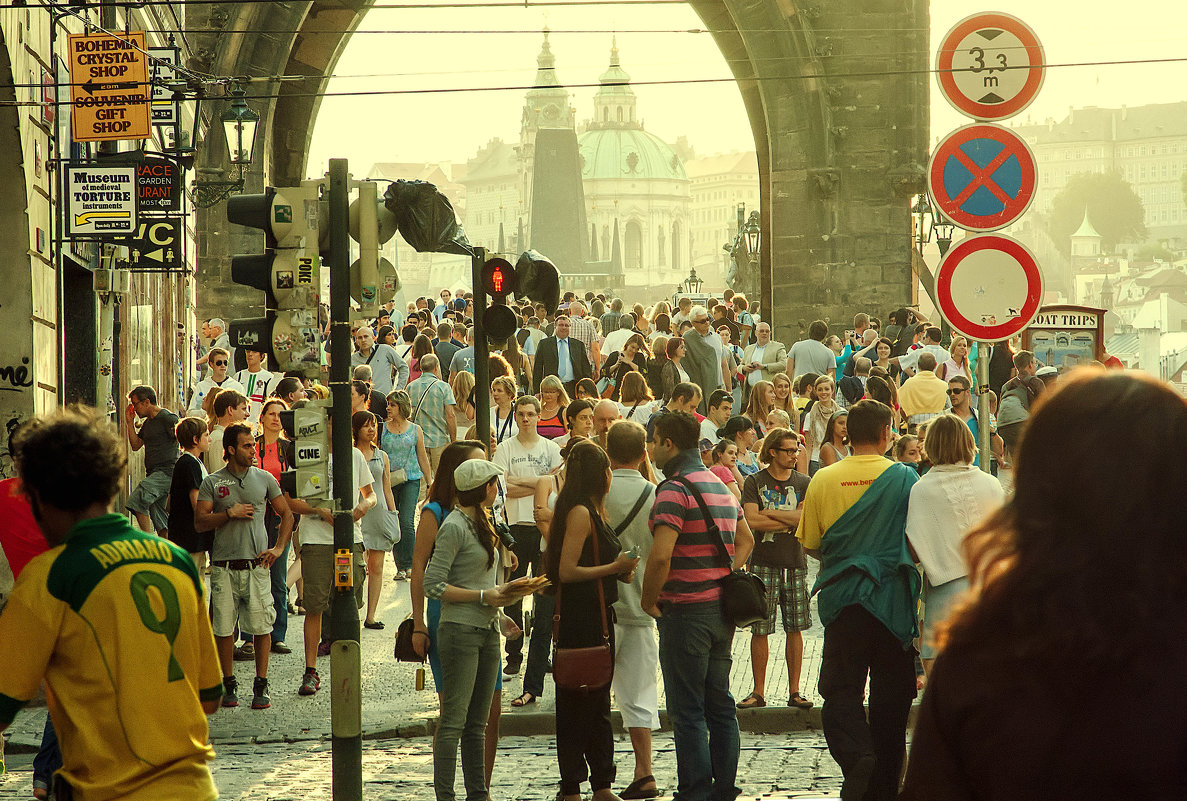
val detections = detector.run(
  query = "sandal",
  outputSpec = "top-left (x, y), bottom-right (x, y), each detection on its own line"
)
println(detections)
top-left (736, 692), bottom-right (766, 709)
top-left (620, 775), bottom-right (659, 800)
top-left (510, 692), bottom-right (537, 708)
top-left (788, 692), bottom-right (814, 709)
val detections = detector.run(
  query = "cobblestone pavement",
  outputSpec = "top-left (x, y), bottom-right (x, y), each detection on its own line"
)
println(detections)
top-left (1, 734), bottom-right (845, 800)
top-left (3, 561), bottom-right (830, 751)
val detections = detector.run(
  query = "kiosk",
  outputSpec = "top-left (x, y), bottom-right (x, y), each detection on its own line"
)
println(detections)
top-left (1022, 305), bottom-right (1106, 371)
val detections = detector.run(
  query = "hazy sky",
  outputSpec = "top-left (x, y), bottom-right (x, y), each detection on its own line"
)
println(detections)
top-left (306, 0), bottom-right (1187, 177)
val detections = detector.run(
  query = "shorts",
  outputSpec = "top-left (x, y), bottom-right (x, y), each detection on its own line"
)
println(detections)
top-left (210, 565), bottom-right (276, 637)
top-left (998, 421), bottom-right (1024, 450)
top-left (426, 597), bottom-right (502, 693)
top-left (750, 564), bottom-right (812, 636)
top-left (920, 575), bottom-right (970, 660)
top-left (126, 470), bottom-right (172, 532)
top-left (300, 543), bottom-right (365, 615)
top-left (611, 623), bottom-right (660, 730)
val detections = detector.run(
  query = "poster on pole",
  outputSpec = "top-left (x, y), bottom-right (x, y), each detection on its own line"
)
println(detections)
top-left (68, 31), bottom-right (151, 142)
top-left (66, 166), bottom-right (138, 236)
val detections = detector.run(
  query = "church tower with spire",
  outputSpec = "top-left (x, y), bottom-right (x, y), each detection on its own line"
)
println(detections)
top-left (590, 36), bottom-right (639, 130)
top-left (519, 29), bottom-right (576, 229)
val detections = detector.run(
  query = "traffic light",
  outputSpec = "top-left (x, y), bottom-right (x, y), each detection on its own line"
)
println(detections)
top-left (480, 256), bottom-right (518, 345)
top-left (278, 402), bottom-right (330, 500)
top-left (227, 182), bottom-right (325, 377)
top-left (515, 250), bottom-right (561, 315)
top-left (348, 180), bottom-right (400, 315)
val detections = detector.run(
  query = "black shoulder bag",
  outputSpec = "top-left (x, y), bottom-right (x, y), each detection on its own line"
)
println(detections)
top-left (667, 475), bottom-right (767, 628)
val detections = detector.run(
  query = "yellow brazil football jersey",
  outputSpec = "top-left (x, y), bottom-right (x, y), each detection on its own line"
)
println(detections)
top-left (0, 513), bottom-right (222, 801)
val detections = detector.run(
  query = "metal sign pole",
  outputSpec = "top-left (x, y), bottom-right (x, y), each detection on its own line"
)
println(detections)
top-left (327, 158), bottom-right (362, 801)
top-left (977, 341), bottom-right (992, 474)
top-left (472, 246), bottom-right (491, 453)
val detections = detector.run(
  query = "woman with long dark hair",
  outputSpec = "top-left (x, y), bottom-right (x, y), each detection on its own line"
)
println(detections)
top-left (616, 371), bottom-right (656, 428)
top-left (646, 335), bottom-right (670, 399)
top-left (424, 459), bottom-right (533, 801)
top-left (381, 389), bottom-right (432, 580)
top-left (411, 441), bottom-right (513, 786)
top-left (660, 337), bottom-right (690, 402)
top-left (555, 399), bottom-right (595, 449)
top-left (409, 334), bottom-right (434, 383)
top-left (599, 334), bottom-right (650, 401)
top-left (254, 397), bottom-right (295, 652)
top-left (817, 410), bottom-right (850, 468)
top-left (544, 441), bottom-right (639, 801)
top-left (901, 371), bottom-right (1187, 799)
top-left (352, 410), bottom-right (398, 630)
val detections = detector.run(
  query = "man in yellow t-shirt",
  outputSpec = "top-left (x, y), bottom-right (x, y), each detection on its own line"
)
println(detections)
top-left (796, 399), bottom-right (920, 801)
top-left (0, 408), bottom-right (222, 801)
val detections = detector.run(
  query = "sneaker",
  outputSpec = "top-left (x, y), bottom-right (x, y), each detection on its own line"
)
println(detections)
top-left (317, 640), bottom-right (332, 657)
top-left (299, 669), bottom-right (321, 696)
top-left (272, 640), bottom-right (292, 654)
top-left (221, 676), bottom-right (239, 708)
top-left (233, 642), bottom-right (255, 661)
top-left (251, 677), bottom-right (271, 710)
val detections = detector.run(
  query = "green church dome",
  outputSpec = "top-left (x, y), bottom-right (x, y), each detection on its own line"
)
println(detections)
top-left (578, 128), bottom-right (687, 181)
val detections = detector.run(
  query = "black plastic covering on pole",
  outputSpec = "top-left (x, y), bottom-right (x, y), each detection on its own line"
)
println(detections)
top-left (328, 158), bottom-right (362, 800)
top-left (383, 179), bottom-right (473, 256)
top-left (472, 246), bottom-right (491, 454)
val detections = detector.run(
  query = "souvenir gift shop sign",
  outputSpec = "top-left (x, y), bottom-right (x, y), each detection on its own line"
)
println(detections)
top-left (1023, 305), bottom-right (1106, 370)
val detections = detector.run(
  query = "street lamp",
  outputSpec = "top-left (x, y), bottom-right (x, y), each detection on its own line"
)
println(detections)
top-left (934, 216), bottom-right (956, 257)
top-left (192, 82), bottom-right (261, 208)
top-left (743, 210), bottom-right (761, 261)
top-left (684, 267), bottom-right (704, 295)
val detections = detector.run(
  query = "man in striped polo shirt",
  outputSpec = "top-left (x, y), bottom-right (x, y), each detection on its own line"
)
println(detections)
top-left (642, 411), bottom-right (754, 801)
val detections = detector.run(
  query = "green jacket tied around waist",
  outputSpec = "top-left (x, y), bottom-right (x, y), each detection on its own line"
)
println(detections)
top-left (812, 462), bottom-right (921, 648)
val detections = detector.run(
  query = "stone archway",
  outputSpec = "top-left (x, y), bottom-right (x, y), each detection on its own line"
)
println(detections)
top-left (188, 1), bottom-right (928, 343)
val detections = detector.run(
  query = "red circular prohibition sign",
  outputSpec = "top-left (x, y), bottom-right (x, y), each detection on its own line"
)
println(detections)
top-left (936, 12), bottom-right (1044, 121)
top-left (936, 235), bottom-right (1044, 342)
top-left (927, 123), bottom-right (1037, 231)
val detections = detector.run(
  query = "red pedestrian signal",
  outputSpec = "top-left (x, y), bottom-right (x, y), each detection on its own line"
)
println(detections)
top-left (480, 257), bottom-right (517, 299)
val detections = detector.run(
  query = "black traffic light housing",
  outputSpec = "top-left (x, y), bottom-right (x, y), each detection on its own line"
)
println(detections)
top-left (480, 256), bottom-right (518, 344)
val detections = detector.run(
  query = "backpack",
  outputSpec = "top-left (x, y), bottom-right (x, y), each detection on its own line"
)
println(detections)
top-left (997, 382), bottom-right (1031, 427)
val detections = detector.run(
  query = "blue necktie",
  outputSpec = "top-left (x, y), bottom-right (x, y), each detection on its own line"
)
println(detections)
top-left (557, 338), bottom-right (574, 382)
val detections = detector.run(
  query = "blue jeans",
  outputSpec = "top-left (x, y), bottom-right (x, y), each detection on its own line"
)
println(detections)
top-left (392, 479), bottom-right (420, 571)
top-left (435, 621), bottom-right (500, 801)
top-left (657, 601), bottom-right (741, 801)
top-left (271, 540), bottom-right (291, 642)
top-left (32, 714), bottom-right (61, 791)
top-left (522, 590), bottom-right (555, 698)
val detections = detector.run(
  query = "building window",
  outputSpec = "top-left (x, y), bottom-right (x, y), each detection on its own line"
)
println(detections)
top-left (624, 221), bottom-right (643, 271)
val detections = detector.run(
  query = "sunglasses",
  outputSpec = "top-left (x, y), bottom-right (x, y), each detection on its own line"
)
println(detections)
top-left (213, 360), bottom-right (228, 367)
top-left (773, 447), bottom-right (798, 453)
top-left (947, 388), bottom-right (966, 396)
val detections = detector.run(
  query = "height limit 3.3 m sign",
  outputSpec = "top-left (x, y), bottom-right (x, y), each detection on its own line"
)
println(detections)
top-left (68, 31), bottom-right (151, 142)
top-left (935, 12), bottom-right (1045, 122)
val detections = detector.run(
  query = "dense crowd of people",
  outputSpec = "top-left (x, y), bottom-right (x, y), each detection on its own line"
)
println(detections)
top-left (2, 284), bottom-right (1178, 801)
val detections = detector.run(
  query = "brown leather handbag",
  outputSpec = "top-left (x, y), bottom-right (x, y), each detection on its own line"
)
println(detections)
top-left (551, 517), bottom-right (614, 692)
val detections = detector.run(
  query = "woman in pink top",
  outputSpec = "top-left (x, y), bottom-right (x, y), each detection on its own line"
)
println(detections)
top-left (708, 439), bottom-right (744, 500)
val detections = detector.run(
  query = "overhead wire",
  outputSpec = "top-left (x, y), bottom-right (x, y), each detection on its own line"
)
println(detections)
top-left (6, 53), bottom-right (1187, 107)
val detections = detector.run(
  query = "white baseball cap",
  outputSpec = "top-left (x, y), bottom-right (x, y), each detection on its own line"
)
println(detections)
top-left (455, 459), bottom-right (504, 492)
